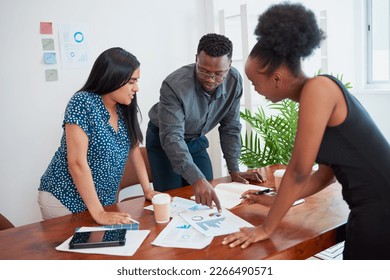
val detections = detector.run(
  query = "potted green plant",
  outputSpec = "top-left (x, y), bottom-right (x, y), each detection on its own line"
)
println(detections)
top-left (240, 99), bottom-right (298, 168)
top-left (239, 72), bottom-right (352, 168)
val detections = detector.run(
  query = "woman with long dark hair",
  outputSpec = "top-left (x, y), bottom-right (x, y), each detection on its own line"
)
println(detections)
top-left (38, 47), bottom-right (158, 225)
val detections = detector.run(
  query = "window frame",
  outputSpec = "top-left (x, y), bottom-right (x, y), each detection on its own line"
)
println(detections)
top-left (366, 0), bottom-right (390, 86)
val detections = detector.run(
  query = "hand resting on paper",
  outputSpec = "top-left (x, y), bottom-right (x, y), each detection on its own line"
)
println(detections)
top-left (240, 190), bottom-right (276, 206)
top-left (222, 225), bottom-right (271, 249)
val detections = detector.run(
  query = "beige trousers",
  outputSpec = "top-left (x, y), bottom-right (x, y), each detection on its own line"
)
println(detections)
top-left (38, 191), bottom-right (72, 220)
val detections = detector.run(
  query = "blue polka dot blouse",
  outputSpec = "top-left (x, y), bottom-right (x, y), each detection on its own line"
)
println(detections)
top-left (39, 91), bottom-right (130, 213)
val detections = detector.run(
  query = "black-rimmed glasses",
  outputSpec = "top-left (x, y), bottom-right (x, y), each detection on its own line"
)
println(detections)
top-left (196, 64), bottom-right (230, 82)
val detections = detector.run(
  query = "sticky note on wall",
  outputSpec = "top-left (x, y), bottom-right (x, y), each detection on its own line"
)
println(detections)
top-left (43, 52), bottom-right (57, 64)
top-left (42, 38), bottom-right (54, 51)
top-left (45, 69), bottom-right (58, 82)
top-left (40, 22), bottom-right (53, 34)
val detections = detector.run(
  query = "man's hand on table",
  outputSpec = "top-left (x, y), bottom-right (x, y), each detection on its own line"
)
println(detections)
top-left (230, 169), bottom-right (267, 184)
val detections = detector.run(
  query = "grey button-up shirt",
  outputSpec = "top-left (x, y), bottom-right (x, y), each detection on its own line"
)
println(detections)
top-left (148, 63), bottom-right (243, 184)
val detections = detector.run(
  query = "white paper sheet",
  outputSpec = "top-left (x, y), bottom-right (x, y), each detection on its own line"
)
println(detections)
top-left (213, 182), bottom-right (305, 208)
top-left (214, 182), bottom-right (270, 209)
top-left (179, 208), bottom-right (253, 237)
top-left (152, 216), bottom-right (213, 249)
top-left (56, 226), bottom-right (150, 256)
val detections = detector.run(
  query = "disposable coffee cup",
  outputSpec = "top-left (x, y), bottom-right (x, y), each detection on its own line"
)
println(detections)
top-left (152, 193), bottom-right (171, 223)
top-left (273, 169), bottom-right (286, 191)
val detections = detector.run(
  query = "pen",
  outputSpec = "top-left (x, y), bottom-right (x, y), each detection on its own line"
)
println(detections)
top-left (255, 188), bottom-right (271, 195)
top-left (240, 188), bottom-right (271, 199)
top-left (126, 217), bottom-right (139, 224)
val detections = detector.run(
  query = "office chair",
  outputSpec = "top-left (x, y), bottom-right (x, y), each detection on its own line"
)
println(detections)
top-left (0, 213), bottom-right (15, 230)
top-left (116, 147), bottom-right (153, 203)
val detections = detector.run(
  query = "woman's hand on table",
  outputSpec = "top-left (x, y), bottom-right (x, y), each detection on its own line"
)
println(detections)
top-left (222, 225), bottom-right (271, 249)
top-left (93, 210), bottom-right (133, 225)
top-left (143, 189), bottom-right (161, 201)
top-left (240, 189), bottom-right (275, 206)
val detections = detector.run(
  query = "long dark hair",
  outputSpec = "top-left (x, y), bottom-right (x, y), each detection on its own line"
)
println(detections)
top-left (79, 47), bottom-right (143, 147)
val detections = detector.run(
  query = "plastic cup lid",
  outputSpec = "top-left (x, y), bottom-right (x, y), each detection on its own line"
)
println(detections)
top-left (152, 193), bottom-right (170, 204)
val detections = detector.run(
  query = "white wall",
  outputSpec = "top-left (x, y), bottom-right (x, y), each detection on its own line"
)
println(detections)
top-left (0, 0), bottom-right (209, 226)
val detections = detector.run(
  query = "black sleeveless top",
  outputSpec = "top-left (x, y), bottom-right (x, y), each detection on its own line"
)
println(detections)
top-left (316, 75), bottom-right (390, 211)
top-left (315, 75), bottom-right (390, 259)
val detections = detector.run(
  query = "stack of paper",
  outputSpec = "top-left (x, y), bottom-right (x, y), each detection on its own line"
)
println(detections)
top-left (149, 195), bottom-right (255, 249)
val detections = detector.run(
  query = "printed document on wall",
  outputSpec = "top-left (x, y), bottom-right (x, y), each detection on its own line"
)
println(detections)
top-left (58, 24), bottom-right (89, 69)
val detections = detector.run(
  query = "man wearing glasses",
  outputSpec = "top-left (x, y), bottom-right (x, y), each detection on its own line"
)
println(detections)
top-left (146, 33), bottom-right (265, 211)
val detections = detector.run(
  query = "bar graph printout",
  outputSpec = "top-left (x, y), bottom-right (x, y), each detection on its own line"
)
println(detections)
top-left (152, 216), bottom-right (213, 249)
top-left (179, 208), bottom-right (253, 237)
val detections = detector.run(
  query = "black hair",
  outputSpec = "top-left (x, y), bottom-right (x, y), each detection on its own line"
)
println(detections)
top-left (197, 33), bottom-right (233, 59)
top-left (250, 2), bottom-right (325, 76)
top-left (79, 47), bottom-right (143, 148)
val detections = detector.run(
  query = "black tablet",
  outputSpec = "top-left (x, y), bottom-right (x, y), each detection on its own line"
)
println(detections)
top-left (69, 229), bottom-right (127, 249)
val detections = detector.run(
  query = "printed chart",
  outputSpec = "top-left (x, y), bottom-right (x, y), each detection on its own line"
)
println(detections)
top-left (179, 208), bottom-right (253, 237)
top-left (152, 216), bottom-right (213, 249)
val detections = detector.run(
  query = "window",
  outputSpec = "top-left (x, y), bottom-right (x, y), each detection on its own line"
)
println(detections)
top-left (367, 0), bottom-right (390, 84)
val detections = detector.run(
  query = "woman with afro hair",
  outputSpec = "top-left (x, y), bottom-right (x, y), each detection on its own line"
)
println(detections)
top-left (223, 2), bottom-right (390, 260)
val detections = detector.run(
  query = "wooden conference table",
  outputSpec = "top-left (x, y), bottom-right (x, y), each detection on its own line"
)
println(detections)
top-left (0, 165), bottom-right (349, 260)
